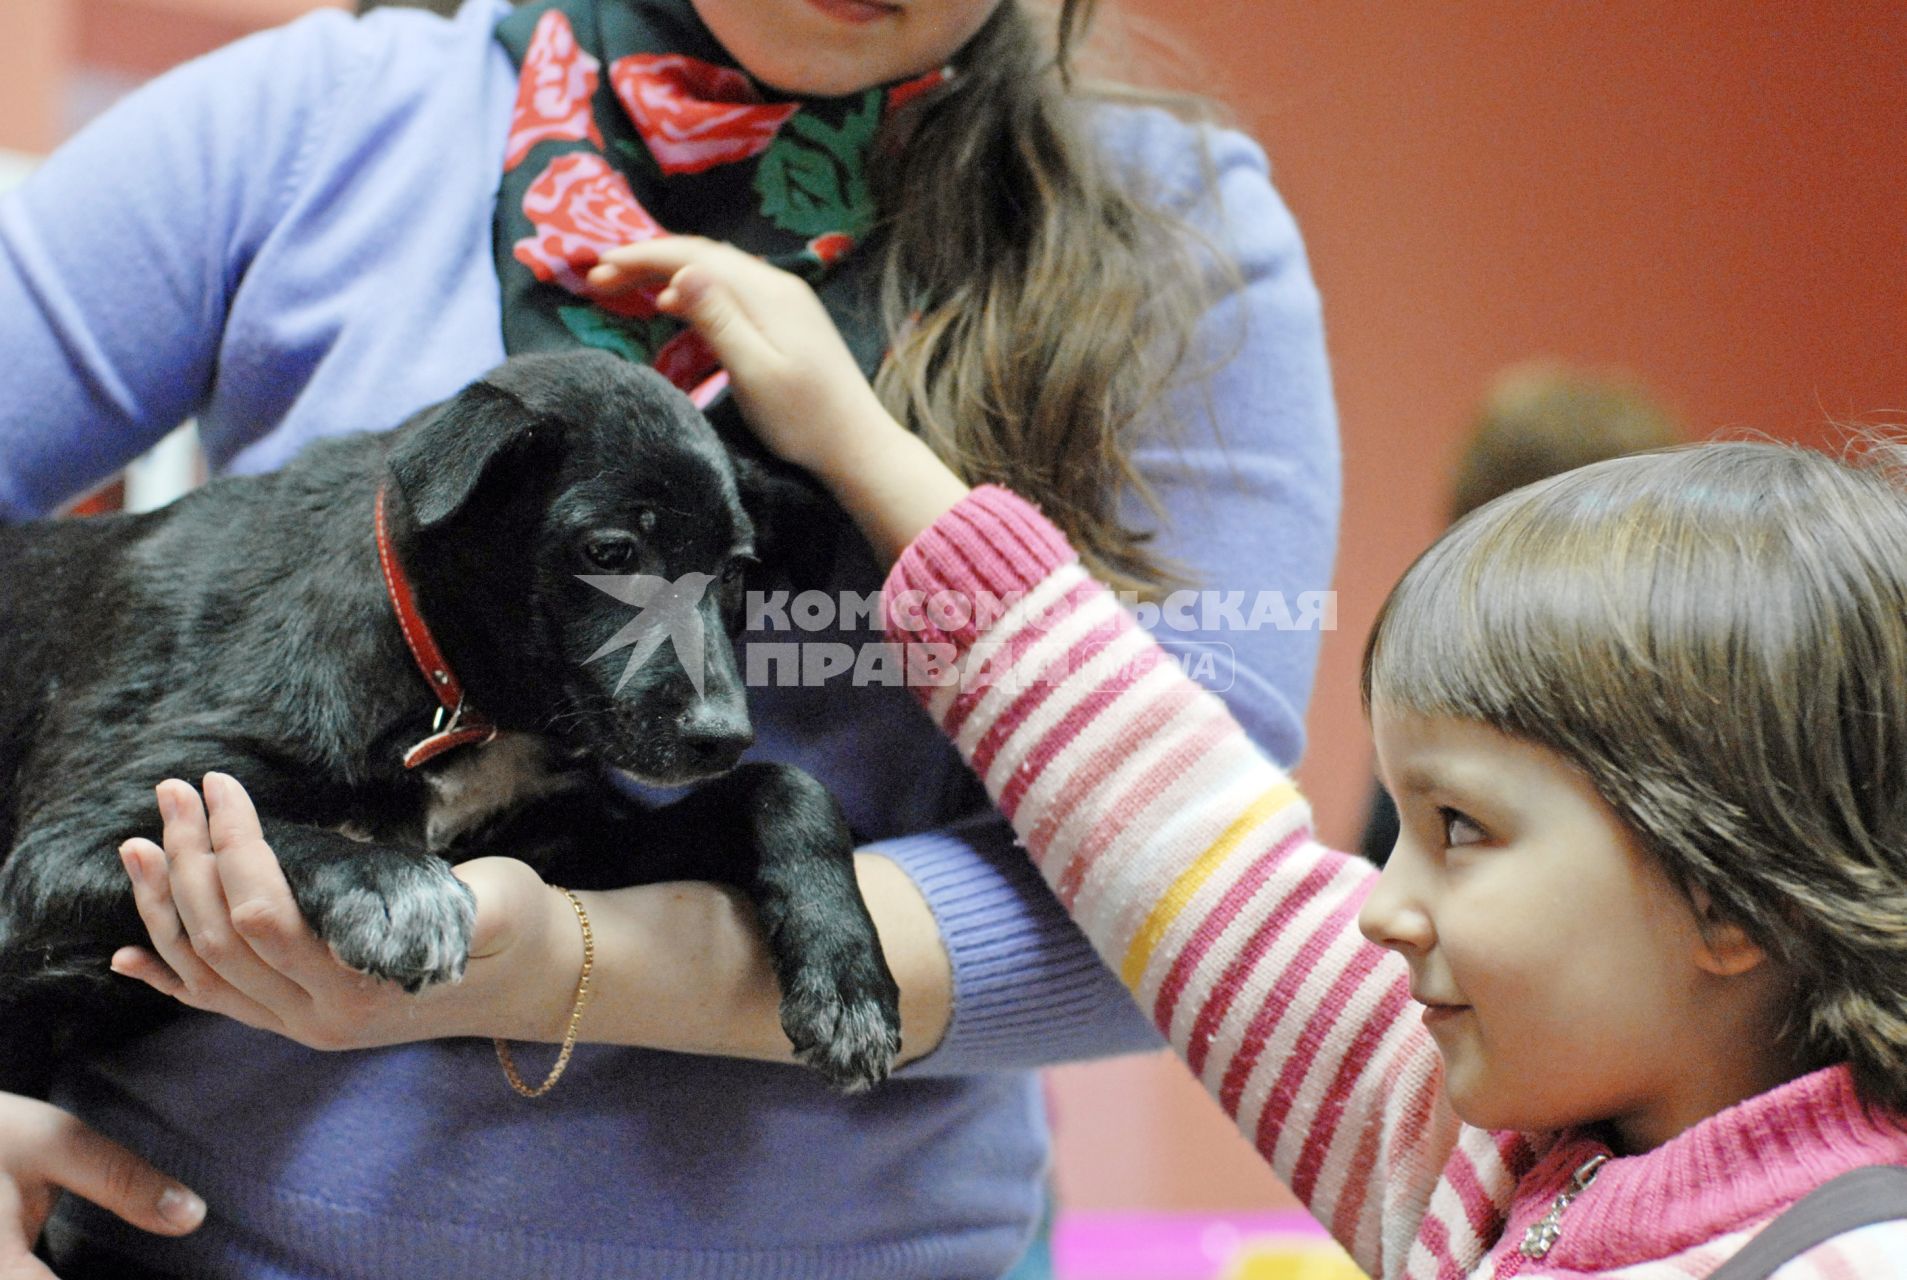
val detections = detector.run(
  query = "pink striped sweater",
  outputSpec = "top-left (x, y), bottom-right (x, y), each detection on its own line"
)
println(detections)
top-left (882, 487), bottom-right (1907, 1279)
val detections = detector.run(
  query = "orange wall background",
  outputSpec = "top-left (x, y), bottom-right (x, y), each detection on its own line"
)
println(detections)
top-left (1166, 0), bottom-right (1906, 853)
top-left (4, 0), bottom-right (1903, 1219)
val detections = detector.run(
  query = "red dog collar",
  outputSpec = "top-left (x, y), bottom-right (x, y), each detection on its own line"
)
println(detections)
top-left (374, 485), bottom-right (498, 768)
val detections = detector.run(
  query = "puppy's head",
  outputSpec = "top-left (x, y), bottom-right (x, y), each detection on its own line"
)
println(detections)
top-left (385, 351), bottom-right (760, 787)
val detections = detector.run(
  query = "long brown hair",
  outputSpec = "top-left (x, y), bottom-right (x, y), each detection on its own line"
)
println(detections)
top-left (869, 1), bottom-right (1216, 597)
top-left (1362, 440), bottom-right (1907, 1113)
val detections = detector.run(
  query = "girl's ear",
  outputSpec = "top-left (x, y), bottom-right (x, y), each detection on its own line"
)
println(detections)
top-left (1689, 886), bottom-right (1767, 977)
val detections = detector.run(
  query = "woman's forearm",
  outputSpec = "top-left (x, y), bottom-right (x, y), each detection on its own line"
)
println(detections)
top-left (485, 854), bottom-right (953, 1068)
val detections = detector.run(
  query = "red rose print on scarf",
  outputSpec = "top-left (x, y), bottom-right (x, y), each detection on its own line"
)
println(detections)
top-left (610, 54), bottom-right (798, 175)
top-left (513, 153), bottom-right (665, 317)
top-left (885, 68), bottom-right (946, 117)
top-left (806, 233), bottom-right (855, 267)
top-left (502, 9), bottom-right (604, 172)
top-left (654, 329), bottom-right (721, 394)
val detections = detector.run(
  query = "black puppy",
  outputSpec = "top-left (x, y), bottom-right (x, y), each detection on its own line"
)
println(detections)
top-left (0, 351), bottom-right (900, 1095)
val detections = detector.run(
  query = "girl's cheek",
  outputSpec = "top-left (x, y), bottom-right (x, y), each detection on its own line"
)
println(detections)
top-left (1434, 899), bottom-right (1537, 996)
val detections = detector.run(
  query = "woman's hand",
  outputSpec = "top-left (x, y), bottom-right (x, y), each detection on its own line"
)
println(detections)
top-left (112, 774), bottom-right (953, 1068)
top-left (0, 1091), bottom-right (204, 1278)
top-left (112, 775), bottom-right (583, 1051)
top-left (590, 237), bottom-right (970, 567)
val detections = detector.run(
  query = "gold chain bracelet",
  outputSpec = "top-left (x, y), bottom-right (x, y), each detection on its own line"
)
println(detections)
top-left (494, 887), bottom-right (594, 1099)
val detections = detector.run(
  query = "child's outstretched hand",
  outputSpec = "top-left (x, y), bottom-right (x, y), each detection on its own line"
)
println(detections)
top-left (589, 236), bottom-right (896, 478)
top-left (589, 237), bottom-right (969, 567)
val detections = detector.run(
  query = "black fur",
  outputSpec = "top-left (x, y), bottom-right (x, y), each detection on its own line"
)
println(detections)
top-left (0, 352), bottom-right (900, 1095)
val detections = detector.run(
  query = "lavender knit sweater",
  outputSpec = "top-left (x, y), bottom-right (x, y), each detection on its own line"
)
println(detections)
top-left (0, 2), bottom-right (1338, 1277)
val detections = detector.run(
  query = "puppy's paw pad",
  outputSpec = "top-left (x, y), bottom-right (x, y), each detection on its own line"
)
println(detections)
top-left (780, 970), bottom-right (902, 1093)
top-left (317, 860), bottom-right (475, 993)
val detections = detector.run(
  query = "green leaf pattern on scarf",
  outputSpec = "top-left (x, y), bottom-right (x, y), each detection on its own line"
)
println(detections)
top-left (558, 305), bottom-right (675, 363)
top-left (754, 90), bottom-right (882, 240)
top-left (494, 2), bottom-right (940, 389)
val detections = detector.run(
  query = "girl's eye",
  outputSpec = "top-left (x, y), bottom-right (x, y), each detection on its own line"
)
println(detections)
top-left (584, 534), bottom-right (637, 571)
top-left (1439, 807), bottom-right (1487, 848)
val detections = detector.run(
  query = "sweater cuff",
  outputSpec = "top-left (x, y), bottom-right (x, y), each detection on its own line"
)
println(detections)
top-left (882, 485), bottom-right (1079, 653)
top-left (873, 814), bottom-right (1162, 1075)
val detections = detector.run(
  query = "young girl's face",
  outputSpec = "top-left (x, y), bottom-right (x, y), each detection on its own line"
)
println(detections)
top-left (690, 0), bottom-right (1005, 96)
top-left (1359, 706), bottom-right (1789, 1153)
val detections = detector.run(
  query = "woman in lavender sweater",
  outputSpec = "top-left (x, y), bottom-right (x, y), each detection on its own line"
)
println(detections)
top-left (0, 1), bottom-right (1336, 1276)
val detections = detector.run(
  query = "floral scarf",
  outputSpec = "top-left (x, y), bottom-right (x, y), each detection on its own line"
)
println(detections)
top-left (493, 0), bottom-right (945, 411)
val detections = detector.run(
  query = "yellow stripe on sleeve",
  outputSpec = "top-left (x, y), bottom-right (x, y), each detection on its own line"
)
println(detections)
top-left (1119, 782), bottom-right (1300, 989)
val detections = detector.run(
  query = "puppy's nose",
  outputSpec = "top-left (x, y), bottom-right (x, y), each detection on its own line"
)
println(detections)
top-left (676, 705), bottom-right (753, 771)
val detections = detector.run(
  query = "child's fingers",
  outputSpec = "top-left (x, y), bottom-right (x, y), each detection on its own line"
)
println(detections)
top-left (594, 233), bottom-right (733, 279)
top-left (654, 264), bottom-right (780, 373)
top-left (585, 237), bottom-right (705, 296)
top-left (600, 252), bottom-right (789, 382)
top-left (583, 263), bottom-right (659, 294)
top-left (593, 237), bottom-right (788, 309)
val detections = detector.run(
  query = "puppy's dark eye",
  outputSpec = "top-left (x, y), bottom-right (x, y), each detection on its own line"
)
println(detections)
top-left (584, 534), bottom-right (638, 571)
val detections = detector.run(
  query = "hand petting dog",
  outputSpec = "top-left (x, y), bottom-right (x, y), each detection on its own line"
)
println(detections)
top-left (591, 238), bottom-right (969, 567)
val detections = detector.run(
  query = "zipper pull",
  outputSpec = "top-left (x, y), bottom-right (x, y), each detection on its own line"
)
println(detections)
top-left (1520, 1153), bottom-right (1610, 1260)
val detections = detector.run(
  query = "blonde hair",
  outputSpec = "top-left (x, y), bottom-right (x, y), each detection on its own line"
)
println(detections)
top-left (1362, 439), bottom-right (1907, 1112)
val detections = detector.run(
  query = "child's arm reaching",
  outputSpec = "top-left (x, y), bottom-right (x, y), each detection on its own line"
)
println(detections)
top-left (880, 486), bottom-right (1519, 1278)
top-left (599, 241), bottom-right (1526, 1276)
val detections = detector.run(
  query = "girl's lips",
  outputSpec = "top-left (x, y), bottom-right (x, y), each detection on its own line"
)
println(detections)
top-left (805, 0), bottom-right (900, 24)
top-left (1421, 1004), bottom-right (1470, 1028)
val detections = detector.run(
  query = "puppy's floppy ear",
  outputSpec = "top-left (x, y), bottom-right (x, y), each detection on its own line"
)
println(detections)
top-left (387, 381), bottom-right (543, 531)
top-left (731, 454), bottom-right (821, 547)
top-left (730, 452), bottom-right (841, 584)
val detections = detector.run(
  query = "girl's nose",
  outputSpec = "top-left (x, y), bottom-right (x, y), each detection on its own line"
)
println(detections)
top-left (1357, 845), bottom-right (1436, 954)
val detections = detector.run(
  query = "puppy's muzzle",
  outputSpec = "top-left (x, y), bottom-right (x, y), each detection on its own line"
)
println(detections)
top-left (673, 703), bottom-right (753, 774)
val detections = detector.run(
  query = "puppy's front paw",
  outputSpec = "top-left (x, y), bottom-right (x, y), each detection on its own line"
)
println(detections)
top-left (779, 951), bottom-right (903, 1094)
top-left (307, 856), bottom-right (476, 993)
